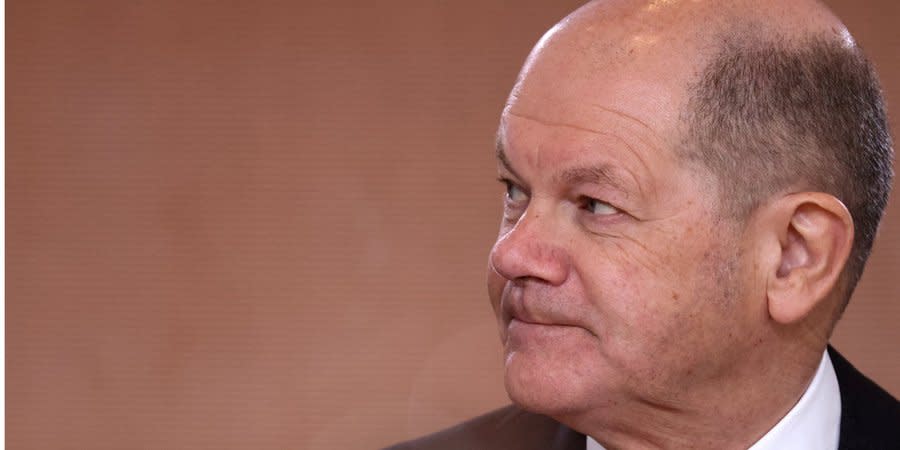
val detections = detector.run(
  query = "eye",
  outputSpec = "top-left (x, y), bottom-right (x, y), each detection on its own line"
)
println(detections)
top-left (498, 178), bottom-right (528, 203)
top-left (505, 182), bottom-right (528, 203)
top-left (582, 197), bottom-right (619, 216)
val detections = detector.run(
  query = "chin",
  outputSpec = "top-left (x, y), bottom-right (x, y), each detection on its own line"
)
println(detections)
top-left (502, 347), bottom-right (604, 418)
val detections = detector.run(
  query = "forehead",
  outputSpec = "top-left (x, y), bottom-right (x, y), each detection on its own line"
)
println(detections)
top-left (499, 78), bottom-right (685, 201)
top-left (500, 22), bottom-right (697, 174)
top-left (508, 4), bottom-right (696, 120)
top-left (498, 109), bottom-right (652, 188)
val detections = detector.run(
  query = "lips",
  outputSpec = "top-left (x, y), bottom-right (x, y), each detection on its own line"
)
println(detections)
top-left (501, 284), bottom-right (577, 328)
top-left (504, 295), bottom-right (548, 325)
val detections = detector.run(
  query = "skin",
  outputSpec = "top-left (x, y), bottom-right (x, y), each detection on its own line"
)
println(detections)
top-left (487, 1), bottom-right (856, 448)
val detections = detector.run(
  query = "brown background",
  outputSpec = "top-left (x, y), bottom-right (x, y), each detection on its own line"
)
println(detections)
top-left (7, 1), bottom-right (899, 448)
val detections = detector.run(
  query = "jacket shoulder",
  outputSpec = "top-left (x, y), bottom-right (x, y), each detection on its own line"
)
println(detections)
top-left (828, 346), bottom-right (900, 449)
top-left (383, 405), bottom-right (584, 450)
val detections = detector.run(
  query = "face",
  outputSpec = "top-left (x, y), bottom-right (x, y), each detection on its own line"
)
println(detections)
top-left (487, 26), bottom-right (762, 422)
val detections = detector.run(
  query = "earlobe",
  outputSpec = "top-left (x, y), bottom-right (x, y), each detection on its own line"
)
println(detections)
top-left (765, 193), bottom-right (853, 325)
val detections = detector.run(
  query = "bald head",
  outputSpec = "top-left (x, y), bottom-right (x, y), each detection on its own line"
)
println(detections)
top-left (525, 0), bottom-right (851, 61)
top-left (509, 0), bottom-right (855, 137)
top-left (506, 0), bottom-right (893, 309)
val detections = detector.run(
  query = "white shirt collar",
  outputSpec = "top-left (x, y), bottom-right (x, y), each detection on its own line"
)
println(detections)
top-left (586, 350), bottom-right (841, 450)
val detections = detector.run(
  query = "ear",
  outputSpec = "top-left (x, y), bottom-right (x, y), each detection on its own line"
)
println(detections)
top-left (763, 193), bottom-right (854, 325)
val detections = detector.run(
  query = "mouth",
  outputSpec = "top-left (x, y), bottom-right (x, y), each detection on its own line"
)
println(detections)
top-left (502, 292), bottom-right (544, 326)
top-left (499, 286), bottom-right (598, 341)
top-left (502, 290), bottom-right (573, 328)
top-left (504, 317), bottom-right (593, 351)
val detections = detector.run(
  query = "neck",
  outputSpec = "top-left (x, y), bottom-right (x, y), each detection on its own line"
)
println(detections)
top-left (564, 340), bottom-right (825, 449)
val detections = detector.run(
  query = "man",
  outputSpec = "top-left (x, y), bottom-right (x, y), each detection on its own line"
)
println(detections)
top-left (389, 0), bottom-right (898, 448)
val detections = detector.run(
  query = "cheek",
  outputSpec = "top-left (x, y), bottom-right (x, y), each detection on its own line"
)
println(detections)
top-left (576, 236), bottom-right (686, 320)
top-left (576, 231), bottom-right (735, 352)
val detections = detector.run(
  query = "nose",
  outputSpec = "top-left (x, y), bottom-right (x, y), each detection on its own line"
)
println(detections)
top-left (488, 208), bottom-right (570, 285)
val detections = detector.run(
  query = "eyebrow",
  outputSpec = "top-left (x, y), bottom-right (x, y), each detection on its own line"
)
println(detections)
top-left (556, 166), bottom-right (631, 193)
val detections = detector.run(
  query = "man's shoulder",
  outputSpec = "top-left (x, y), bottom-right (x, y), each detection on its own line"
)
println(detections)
top-left (383, 404), bottom-right (585, 450)
top-left (828, 346), bottom-right (900, 449)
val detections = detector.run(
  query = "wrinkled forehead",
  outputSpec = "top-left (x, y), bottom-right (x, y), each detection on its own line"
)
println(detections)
top-left (503, 5), bottom-right (703, 151)
top-left (506, 0), bottom-right (851, 128)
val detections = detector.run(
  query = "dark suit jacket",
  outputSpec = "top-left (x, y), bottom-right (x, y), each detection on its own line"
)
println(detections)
top-left (386, 347), bottom-right (899, 450)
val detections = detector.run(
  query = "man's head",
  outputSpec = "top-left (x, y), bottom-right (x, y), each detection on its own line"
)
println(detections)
top-left (487, 0), bottom-right (892, 444)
